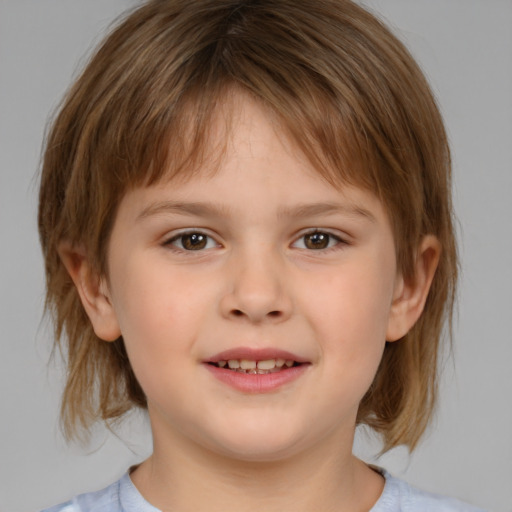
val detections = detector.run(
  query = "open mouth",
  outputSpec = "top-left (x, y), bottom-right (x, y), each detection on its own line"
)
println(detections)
top-left (205, 352), bottom-right (309, 392)
top-left (208, 358), bottom-right (302, 375)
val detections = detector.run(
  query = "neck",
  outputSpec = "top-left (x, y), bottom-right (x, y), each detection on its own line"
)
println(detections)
top-left (130, 425), bottom-right (384, 512)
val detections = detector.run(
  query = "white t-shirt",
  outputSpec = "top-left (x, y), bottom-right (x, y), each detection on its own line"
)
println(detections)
top-left (40, 469), bottom-right (486, 512)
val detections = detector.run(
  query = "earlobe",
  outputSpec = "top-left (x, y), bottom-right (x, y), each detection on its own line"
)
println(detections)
top-left (58, 242), bottom-right (121, 342)
top-left (386, 235), bottom-right (441, 342)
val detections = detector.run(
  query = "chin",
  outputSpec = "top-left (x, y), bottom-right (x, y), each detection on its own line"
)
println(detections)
top-left (204, 421), bottom-right (310, 463)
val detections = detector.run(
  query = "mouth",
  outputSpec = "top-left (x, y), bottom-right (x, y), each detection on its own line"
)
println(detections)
top-left (204, 348), bottom-right (310, 392)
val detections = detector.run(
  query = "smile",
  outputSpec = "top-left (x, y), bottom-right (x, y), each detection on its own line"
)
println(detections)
top-left (204, 348), bottom-right (310, 393)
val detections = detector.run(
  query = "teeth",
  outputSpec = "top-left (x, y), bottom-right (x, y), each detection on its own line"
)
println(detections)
top-left (240, 359), bottom-right (257, 369)
top-left (217, 358), bottom-right (298, 372)
top-left (257, 359), bottom-right (276, 370)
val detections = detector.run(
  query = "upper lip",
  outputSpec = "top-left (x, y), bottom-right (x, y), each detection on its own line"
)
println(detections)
top-left (205, 347), bottom-right (309, 364)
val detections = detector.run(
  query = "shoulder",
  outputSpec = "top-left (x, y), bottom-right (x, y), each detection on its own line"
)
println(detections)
top-left (372, 469), bottom-right (487, 512)
top-left (38, 472), bottom-right (160, 512)
top-left (39, 475), bottom-right (123, 512)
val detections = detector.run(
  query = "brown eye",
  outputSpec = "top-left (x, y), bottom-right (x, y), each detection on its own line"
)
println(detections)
top-left (292, 231), bottom-right (343, 251)
top-left (181, 233), bottom-right (207, 250)
top-left (167, 232), bottom-right (217, 251)
top-left (303, 232), bottom-right (331, 250)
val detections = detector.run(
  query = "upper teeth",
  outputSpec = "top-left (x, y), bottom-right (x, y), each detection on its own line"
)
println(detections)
top-left (217, 358), bottom-right (294, 370)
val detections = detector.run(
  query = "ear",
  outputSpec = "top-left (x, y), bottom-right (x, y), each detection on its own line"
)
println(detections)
top-left (58, 242), bottom-right (121, 342)
top-left (386, 235), bottom-right (441, 342)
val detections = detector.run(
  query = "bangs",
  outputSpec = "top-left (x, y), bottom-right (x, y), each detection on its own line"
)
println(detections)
top-left (93, 30), bottom-right (378, 195)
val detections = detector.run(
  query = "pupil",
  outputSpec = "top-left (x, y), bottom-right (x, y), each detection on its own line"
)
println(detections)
top-left (183, 233), bottom-right (207, 250)
top-left (305, 232), bottom-right (329, 249)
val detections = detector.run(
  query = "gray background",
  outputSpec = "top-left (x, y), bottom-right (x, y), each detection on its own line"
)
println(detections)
top-left (1, 1), bottom-right (511, 511)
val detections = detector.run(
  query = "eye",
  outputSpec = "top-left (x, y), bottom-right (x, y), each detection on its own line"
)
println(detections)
top-left (292, 230), bottom-right (344, 250)
top-left (165, 231), bottom-right (219, 251)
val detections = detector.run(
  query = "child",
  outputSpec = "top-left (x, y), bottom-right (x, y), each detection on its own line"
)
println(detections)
top-left (37, 0), bottom-right (485, 510)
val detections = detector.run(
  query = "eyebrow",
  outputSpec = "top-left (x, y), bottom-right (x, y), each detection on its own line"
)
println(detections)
top-left (277, 202), bottom-right (376, 223)
top-left (136, 200), bottom-right (376, 223)
top-left (137, 201), bottom-right (231, 221)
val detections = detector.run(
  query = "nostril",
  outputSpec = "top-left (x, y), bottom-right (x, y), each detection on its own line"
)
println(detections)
top-left (230, 309), bottom-right (282, 319)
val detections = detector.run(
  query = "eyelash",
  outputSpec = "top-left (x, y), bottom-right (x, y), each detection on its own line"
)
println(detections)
top-left (162, 229), bottom-right (347, 253)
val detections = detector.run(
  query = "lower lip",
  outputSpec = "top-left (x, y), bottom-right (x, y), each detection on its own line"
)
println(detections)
top-left (204, 364), bottom-right (309, 393)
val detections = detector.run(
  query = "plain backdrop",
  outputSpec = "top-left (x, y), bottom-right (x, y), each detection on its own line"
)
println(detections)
top-left (1, 1), bottom-right (511, 511)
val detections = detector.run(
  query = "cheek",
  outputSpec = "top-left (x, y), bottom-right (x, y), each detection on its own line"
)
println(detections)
top-left (308, 263), bottom-right (394, 340)
top-left (108, 255), bottom-right (210, 381)
top-left (302, 257), bottom-right (395, 387)
top-left (111, 251), bottom-right (207, 330)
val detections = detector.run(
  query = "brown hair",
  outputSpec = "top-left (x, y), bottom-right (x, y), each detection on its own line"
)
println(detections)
top-left (39, 0), bottom-right (456, 451)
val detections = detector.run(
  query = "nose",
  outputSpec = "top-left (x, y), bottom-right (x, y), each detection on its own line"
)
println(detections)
top-left (219, 249), bottom-right (293, 324)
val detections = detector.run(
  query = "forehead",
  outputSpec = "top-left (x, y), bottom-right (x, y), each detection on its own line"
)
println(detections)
top-left (116, 93), bottom-right (386, 228)
top-left (151, 89), bottom-right (370, 192)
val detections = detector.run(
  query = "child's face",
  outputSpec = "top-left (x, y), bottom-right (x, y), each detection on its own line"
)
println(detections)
top-left (98, 94), bottom-right (404, 461)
